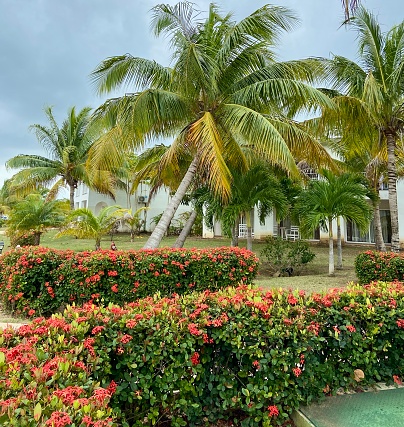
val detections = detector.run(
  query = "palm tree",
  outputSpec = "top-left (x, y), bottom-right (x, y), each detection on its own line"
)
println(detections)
top-left (56, 205), bottom-right (127, 250)
top-left (326, 130), bottom-right (390, 251)
top-left (201, 165), bottom-right (288, 251)
top-left (294, 170), bottom-right (372, 275)
top-left (123, 207), bottom-right (149, 242)
top-left (7, 193), bottom-right (69, 245)
top-left (6, 106), bottom-right (112, 210)
top-left (317, 7), bottom-right (404, 252)
top-left (90, 2), bottom-right (334, 249)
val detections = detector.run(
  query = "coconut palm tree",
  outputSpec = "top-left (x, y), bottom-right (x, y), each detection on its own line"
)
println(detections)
top-left (294, 170), bottom-right (372, 275)
top-left (6, 193), bottom-right (69, 245)
top-left (56, 205), bottom-right (127, 250)
top-left (326, 129), bottom-right (391, 251)
top-left (317, 7), bottom-right (404, 252)
top-left (6, 106), bottom-right (113, 210)
top-left (89, 2), bottom-right (334, 249)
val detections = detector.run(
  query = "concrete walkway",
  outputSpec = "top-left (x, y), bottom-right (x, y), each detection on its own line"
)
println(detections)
top-left (292, 385), bottom-right (404, 427)
top-left (0, 322), bottom-right (27, 330)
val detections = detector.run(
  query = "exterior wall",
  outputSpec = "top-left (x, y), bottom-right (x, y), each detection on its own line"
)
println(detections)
top-left (73, 183), bottom-right (191, 232)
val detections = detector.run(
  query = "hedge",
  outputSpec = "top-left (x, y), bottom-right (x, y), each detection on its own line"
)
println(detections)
top-left (355, 250), bottom-right (404, 284)
top-left (0, 282), bottom-right (403, 426)
top-left (0, 246), bottom-right (259, 317)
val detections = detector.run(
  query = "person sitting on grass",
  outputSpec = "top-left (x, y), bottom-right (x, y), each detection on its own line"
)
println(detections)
top-left (110, 241), bottom-right (117, 251)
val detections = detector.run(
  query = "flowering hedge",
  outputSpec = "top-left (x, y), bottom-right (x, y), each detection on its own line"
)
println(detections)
top-left (355, 250), bottom-right (404, 284)
top-left (1, 282), bottom-right (403, 426)
top-left (0, 246), bottom-right (259, 317)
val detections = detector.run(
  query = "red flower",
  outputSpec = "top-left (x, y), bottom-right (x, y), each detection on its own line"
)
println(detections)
top-left (287, 294), bottom-right (298, 305)
top-left (120, 334), bottom-right (133, 344)
top-left (111, 284), bottom-right (118, 293)
top-left (396, 319), bottom-right (404, 329)
top-left (267, 405), bottom-right (279, 417)
top-left (190, 351), bottom-right (200, 365)
top-left (292, 367), bottom-right (302, 377)
top-left (92, 326), bottom-right (105, 335)
top-left (347, 325), bottom-right (356, 333)
top-left (393, 375), bottom-right (403, 385)
top-left (45, 411), bottom-right (72, 426)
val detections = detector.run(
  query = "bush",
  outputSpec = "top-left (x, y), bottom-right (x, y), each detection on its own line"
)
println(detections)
top-left (1, 282), bottom-right (403, 426)
top-left (0, 246), bottom-right (259, 317)
top-left (260, 236), bottom-right (315, 276)
top-left (7, 230), bottom-right (37, 247)
top-left (354, 251), bottom-right (404, 284)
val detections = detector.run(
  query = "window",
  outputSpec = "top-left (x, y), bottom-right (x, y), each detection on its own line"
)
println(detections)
top-left (346, 210), bottom-right (391, 243)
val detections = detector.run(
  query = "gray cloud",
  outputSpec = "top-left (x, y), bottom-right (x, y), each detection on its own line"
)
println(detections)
top-left (0, 0), bottom-right (400, 185)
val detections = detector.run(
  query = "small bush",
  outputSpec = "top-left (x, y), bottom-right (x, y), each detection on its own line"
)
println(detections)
top-left (260, 236), bottom-right (315, 276)
top-left (355, 251), bottom-right (404, 284)
top-left (0, 246), bottom-right (259, 317)
top-left (1, 282), bottom-right (403, 426)
top-left (7, 230), bottom-right (37, 247)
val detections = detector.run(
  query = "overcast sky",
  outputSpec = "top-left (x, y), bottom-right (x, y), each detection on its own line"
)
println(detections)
top-left (0, 0), bottom-right (400, 187)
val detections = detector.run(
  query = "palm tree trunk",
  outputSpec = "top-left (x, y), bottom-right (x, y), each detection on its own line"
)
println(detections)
top-left (246, 211), bottom-right (253, 251)
top-left (373, 200), bottom-right (386, 252)
top-left (231, 218), bottom-right (240, 247)
top-left (172, 210), bottom-right (197, 248)
top-left (386, 132), bottom-right (400, 252)
top-left (336, 217), bottom-right (342, 270)
top-left (328, 217), bottom-right (334, 276)
top-left (143, 157), bottom-right (198, 249)
top-left (33, 231), bottom-right (41, 246)
top-left (69, 185), bottom-right (75, 210)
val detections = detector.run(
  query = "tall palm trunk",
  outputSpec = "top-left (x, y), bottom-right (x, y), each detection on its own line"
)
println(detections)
top-left (33, 231), bottom-right (41, 246)
top-left (143, 157), bottom-right (199, 249)
top-left (336, 217), bottom-right (342, 270)
top-left (245, 211), bottom-right (253, 251)
top-left (231, 218), bottom-right (240, 247)
top-left (373, 200), bottom-right (386, 252)
top-left (172, 210), bottom-right (197, 248)
top-left (328, 217), bottom-right (335, 276)
top-left (386, 132), bottom-right (400, 252)
top-left (69, 185), bottom-right (75, 210)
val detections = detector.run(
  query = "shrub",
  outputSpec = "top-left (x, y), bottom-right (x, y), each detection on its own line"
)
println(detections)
top-left (1, 282), bottom-right (403, 426)
top-left (7, 230), bottom-right (37, 247)
top-left (260, 236), bottom-right (315, 276)
top-left (354, 251), bottom-right (404, 284)
top-left (0, 246), bottom-right (259, 317)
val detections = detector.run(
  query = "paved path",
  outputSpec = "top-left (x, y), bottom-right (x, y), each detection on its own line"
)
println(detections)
top-left (0, 322), bottom-right (27, 330)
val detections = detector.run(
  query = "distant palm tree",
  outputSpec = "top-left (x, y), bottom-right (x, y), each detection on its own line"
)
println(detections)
top-left (201, 165), bottom-right (288, 251)
top-left (56, 205), bottom-right (127, 250)
top-left (294, 170), bottom-right (372, 275)
top-left (317, 7), bottom-right (404, 251)
top-left (123, 207), bottom-right (149, 242)
top-left (7, 193), bottom-right (69, 245)
top-left (6, 106), bottom-right (112, 210)
top-left (90, 2), bottom-right (334, 249)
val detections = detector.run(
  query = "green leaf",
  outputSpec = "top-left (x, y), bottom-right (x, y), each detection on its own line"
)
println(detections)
top-left (33, 402), bottom-right (42, 421)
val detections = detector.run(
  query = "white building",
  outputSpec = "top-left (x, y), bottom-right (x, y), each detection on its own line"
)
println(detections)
top-left (75, 176), bottom-right (404, 247)
top-left (73, 181), bottom-right (191, 233)
top-left (202, 178), bottom-right (404, 247)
